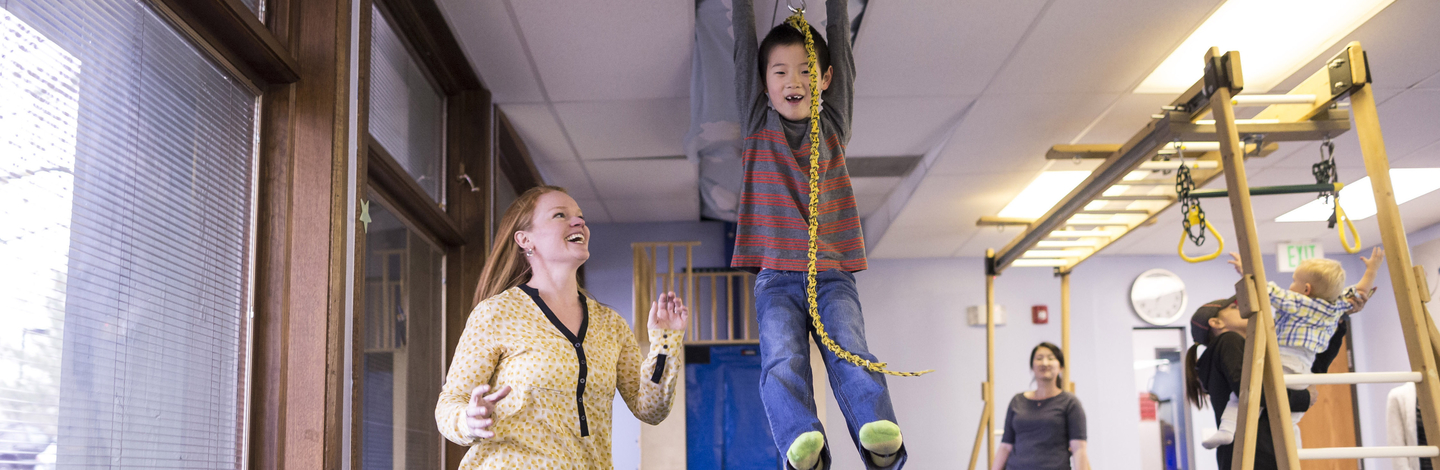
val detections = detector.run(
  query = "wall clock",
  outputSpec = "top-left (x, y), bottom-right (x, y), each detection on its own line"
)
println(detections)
top-left (1130, 268), bottom-right (1188, 326)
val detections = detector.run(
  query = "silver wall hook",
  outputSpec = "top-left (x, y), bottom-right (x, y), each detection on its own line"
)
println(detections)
top-left (457, 173), bottom-right (481, 192)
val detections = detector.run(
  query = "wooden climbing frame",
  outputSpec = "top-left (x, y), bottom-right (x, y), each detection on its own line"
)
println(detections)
top-left (1207, 42), bottom-right (1440, 468)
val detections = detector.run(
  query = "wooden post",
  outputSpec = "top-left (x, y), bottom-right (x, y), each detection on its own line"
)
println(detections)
top-left (1350, 50), bottom-right (1440, 467)
top-left (1060, 270), bottom-right (1073, 392)
top-left (1207, 47), bottom-right (1298, 470)
top-left (967, 402), bottom-right (991, 470)
top-left (985, 248), bottom-right (997, 468)
top-left (710, 276), bottom-right (718, 341)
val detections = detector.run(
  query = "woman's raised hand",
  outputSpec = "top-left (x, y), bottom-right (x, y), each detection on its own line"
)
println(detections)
top-left (647, 291), bottom-right (689, 331)
top-left (464, 384), bottom-right (511, 440)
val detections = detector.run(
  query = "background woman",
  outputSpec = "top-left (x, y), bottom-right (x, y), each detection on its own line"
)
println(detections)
top-left (992, 342), bottom-right (1090, 470)
top-left (435, 185), bottom-right (688, 468)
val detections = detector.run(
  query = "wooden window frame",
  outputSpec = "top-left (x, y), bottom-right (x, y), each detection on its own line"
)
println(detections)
top-left (355, 0), bottom-right (516, 468)
top-left (152, 0), bottom-right (545, 467)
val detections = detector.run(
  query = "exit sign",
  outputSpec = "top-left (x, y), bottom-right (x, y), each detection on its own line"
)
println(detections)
top-left (1277, 243), bottom-right (1324, 272)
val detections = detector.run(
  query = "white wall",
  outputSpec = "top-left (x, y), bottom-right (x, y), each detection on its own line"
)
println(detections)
top-left (586, 219), bottom-right (1440, 469)
top-left (1349, 221), bottom-right (1440, 469)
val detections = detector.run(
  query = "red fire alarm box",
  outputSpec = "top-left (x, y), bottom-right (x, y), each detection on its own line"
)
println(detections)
top-left (1032, 305), bottom-right (1049, 324)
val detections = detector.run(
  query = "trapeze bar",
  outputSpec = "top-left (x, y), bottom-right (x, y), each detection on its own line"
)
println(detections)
top-left (1047, 230), bottom-right (1112, 238)
top-left (1137, 161), bottom-right (1219, 170)
top-left (1231, 94), bottom-right (1317, 106)
top-left (1297, 446), bottom-right (1439, 460)
top-left (1036, 240), bottom-right (1102, 248)
top-left (1188, 183), bottom-right (1341, 199)
top-left (1021, 250), bottom-right (1084, 258)
top-left (1284, 371), bottom-right (1421, 386)
top-left (1012, 259), bottom-right (1068, 267)
top-left (976, 216), bottom-right (1034, 227)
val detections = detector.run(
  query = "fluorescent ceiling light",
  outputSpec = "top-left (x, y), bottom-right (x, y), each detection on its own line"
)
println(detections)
top-left (1023, 250), bottom-right (1087, 258)
top-left (1038, 240), bottom-right (1103, 248)
top-left (998, 171), bottom-right (1091, 219)
top-left (1275, 169), bottom-right (1440, 222)
top-left (1135, 0), bottom-right (1394, 94)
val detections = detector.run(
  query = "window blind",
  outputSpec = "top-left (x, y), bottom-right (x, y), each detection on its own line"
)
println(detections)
top-left (0, 0), bottom-right (258, 468)
top-left (369, 3), bottom-right (444, 204)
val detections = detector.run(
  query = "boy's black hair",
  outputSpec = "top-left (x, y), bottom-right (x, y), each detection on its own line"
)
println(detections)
top-left (758, 22), bottom-right (831, 82)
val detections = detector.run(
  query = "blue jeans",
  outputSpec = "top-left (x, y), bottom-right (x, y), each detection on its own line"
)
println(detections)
top-left (755, 269), bottom-right (907, 470)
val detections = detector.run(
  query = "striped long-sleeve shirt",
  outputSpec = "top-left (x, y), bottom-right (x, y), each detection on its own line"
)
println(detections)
top-left (730, 0), bottom-right (866, 273)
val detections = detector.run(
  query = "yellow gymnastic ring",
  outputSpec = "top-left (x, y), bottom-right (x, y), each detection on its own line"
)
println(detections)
top-left (1335, 197), bottom-right (1361, 254)
top-left (1178, 217), bottom-right (1224, 263)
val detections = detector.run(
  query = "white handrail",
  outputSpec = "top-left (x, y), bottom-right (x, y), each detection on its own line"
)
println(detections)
top-left (1298, 446), bottom-right (1439, 460)
top-left (1284, 371), bottom-right (1421, 386)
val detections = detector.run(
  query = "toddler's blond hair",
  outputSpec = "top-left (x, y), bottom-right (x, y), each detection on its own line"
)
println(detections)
top-left (1295, 258), bottom-right (1346, 301)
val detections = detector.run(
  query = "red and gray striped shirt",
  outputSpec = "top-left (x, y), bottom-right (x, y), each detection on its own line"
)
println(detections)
top-left (730, 0), bottom-right (865, 272)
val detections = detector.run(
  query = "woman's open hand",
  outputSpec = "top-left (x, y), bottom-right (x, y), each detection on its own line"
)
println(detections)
top-left (647, 291), bottom-right (689, 331)
top-left (464, 384), bottom-right (511, 440)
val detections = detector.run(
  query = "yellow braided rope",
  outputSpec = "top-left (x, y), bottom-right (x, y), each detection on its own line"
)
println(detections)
top-left (786, 11), bottom-right (931, 377)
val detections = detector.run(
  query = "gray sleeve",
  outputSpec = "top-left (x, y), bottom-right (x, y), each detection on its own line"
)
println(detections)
top-left (733, 0), bottom-right (767, 134)
top-left (1067, 395), bottom-right (1088, 441)
top-left (821, 0), bottom-right (853, 140)
top-left (1001, 395), bottom-right (1017, 444)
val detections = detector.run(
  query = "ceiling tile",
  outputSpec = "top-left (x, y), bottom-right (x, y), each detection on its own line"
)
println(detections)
top-left (883, 173), bottom-right (1035, 231)
top-left (851, 176), bottom-right (902, 196)
top-left (510, 1), bottom-right (692, 102)
top-left (1271, 0), bottom-right (1440, 92)
top-left (435, 0), bottom-right (544, 103)
top-left (852, 0), bottom-right (1048, 98)
top-left (847, 96), bottom-right (975, 158)
top-left (533, 161), bottom-right (598, 199)
top-left (928, 93), bottom-right (1120, 176)
top-left (869, 225), bottom-right (967, 259)
top-left (585, 159), bottom-right (697, 200)
top-left (987, 0), bottom-right (1225, 94)
top-left (499, 103), bottom-right (575, 162)
top-left (553, 98), bottom-right (690, 160)
top-left (1069, 94), bottom-right (1176, 145)
top-left (604, 195), bottom-right (701, 223)
top-left (572, 198), bottom-right (612, 224)
top-left (856, 193), bottom-right (886, 219)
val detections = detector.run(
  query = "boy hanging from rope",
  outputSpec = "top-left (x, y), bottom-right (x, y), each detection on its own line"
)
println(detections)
top-left (732, 1), bottom-right (925, 468)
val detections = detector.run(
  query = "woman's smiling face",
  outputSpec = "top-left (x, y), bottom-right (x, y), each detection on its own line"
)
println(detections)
top-left (518, 190), bottom-right (589, 265)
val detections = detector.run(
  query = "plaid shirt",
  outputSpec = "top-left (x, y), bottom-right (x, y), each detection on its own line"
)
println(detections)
top-left (1270, 282), bottom-right (1370, 353)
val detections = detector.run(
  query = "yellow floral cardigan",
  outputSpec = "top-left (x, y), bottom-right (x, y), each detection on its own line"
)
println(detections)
top-left (436, 286), bottom-right (683, 469)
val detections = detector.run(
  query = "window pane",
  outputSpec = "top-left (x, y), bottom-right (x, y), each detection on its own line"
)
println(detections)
top-left (238, 0), bottom-right (262, 18)
top-left (369, 5), bottom-right (444, 203)
top-left (0, 0), bottom-right (257, 468)
top-left (360, 194), bottom-right (444, 470)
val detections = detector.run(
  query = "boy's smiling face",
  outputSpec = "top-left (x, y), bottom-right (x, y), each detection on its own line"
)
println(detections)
top-left (765, 43), bottom-right (833, 122)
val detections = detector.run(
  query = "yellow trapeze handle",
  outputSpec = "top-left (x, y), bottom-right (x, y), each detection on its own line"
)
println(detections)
top-left (1178, 214), bottom-right (1224, 263)
top-left (1335, 197), bottom-right (1361, 254)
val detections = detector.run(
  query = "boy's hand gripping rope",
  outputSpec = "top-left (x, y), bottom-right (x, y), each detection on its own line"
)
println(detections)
top-left (786, 11), bottom-right (931, 377)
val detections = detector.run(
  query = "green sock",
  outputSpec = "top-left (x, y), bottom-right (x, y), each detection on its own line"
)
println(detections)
top-left (860, 420), bottom-right (902, 467)
top-left (787, 431), bottom-right (824, 470)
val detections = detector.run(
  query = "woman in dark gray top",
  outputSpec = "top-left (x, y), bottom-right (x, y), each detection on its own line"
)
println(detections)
top-left (992, 342), bottom-right (1090, 470)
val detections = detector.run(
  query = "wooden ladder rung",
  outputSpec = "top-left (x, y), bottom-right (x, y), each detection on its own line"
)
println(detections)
top-left (1297, 446), bottom-right (1440, 460)
top-left (1284, 371), bottom-right (1422, 386)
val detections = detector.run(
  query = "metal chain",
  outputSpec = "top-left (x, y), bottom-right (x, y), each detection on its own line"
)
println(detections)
top-left (1174, 141), bottom-right (1207, 246)
top-left (1312, 136), bottom-right (1338, 201)
top-left (1313, 136), bottom-right (1340, 227)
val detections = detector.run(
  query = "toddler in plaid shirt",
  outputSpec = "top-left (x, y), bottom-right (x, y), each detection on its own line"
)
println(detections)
top-left (1202, 247), bottom-right (1384, 449)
